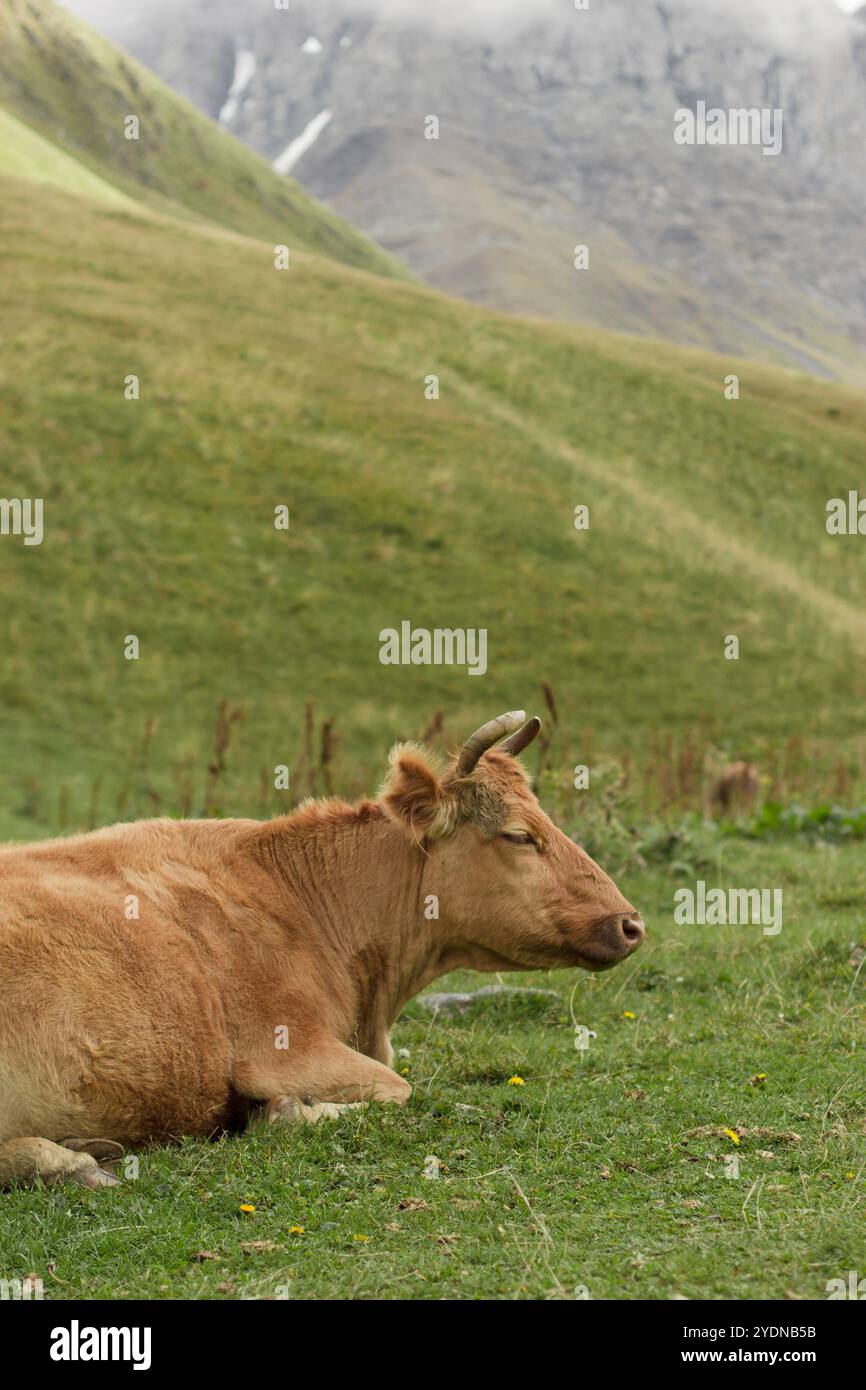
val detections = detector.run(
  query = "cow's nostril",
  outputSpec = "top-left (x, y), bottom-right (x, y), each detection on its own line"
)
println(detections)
top-left (621, 916), bottom-right (645, 945)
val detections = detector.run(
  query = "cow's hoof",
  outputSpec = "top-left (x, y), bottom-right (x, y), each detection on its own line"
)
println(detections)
top-left (265, 1096), bottom-right (348, 1125)
top-left (76, 1163), bottom-right (122, 1190)
top-left (301, 1101), bottom-right (344, 1123)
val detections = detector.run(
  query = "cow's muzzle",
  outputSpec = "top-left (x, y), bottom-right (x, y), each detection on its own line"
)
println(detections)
top-left (613, 914), bottom-right (645, 952)
top-left (580, 914), bottom-right (646, 969)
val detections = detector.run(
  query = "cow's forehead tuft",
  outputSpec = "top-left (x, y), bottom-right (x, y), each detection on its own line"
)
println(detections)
top-left (444, 750), bottom-right (536, 826)
top-left (475, 749), bottom-right (534, 790)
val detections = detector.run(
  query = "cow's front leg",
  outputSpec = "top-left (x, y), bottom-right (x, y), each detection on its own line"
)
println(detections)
top-left (235, 1036), bottom-right (411, 1128)
top-left (368, 1031), bottom-right (395, 1069)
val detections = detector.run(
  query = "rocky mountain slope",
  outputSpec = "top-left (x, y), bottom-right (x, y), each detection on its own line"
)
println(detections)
top-left (59, 0), bottom-right (866, 382)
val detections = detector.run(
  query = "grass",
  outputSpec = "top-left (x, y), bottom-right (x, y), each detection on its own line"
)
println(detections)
top-left (1, 172), bottom-right (866, 840)
top-left (0, 104), bottom-right (139, 209)
top-left (1, 834), bottom-right (862, 1300)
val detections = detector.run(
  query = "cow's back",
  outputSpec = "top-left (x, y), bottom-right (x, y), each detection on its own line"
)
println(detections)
top-left (0, 818), bottom-right (263, 1143)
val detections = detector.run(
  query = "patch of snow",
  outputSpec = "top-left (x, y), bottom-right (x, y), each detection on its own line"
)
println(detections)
top-left (272, 110), bottom-right (333, 176)
top-left (339, 35), bottom-right (352, 48)
top-left (301, 35), bottom-right (323, 55)
top-left (219, 49), bottom-right (256, 126)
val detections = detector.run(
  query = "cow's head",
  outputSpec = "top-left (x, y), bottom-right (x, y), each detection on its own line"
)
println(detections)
top-left (380, 710), bottom-right (644, 973)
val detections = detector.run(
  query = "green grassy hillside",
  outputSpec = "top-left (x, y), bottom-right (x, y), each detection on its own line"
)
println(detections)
top-left (0, 103), bottom-right (139, 208)
top-left (1, 164), bottom-right (865, 837)
top-left (0, 0), bottom-right (403, 277)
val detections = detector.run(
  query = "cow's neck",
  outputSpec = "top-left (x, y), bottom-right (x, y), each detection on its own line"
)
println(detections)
top-left (273, 807), bottom-right (444, 1050)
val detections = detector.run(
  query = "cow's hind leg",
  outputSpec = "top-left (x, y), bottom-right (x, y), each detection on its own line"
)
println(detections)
top-left (59, 1137), bottom-right (125, 1162)
top-left (0, 1137), bottom-right (121, 1191)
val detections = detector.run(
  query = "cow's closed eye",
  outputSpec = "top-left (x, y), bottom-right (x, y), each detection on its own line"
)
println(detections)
top-left (500, 831), bottom-right (537, 847)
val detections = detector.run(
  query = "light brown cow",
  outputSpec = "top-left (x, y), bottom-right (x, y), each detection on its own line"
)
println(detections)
top-left (0, 711), bottom-right (644, 1189)
top-left (709, 760), bottom-right (760, 817)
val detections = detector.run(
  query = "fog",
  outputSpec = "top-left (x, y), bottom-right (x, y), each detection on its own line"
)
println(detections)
top-left (57, 0), bottom-right (866, 39)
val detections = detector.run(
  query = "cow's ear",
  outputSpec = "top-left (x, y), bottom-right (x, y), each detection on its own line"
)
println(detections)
top-left (380, 744), bottom-right (453, 840)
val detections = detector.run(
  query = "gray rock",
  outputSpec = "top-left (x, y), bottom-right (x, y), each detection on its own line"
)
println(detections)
top-left (416, 985), bottom-right (560, 1016)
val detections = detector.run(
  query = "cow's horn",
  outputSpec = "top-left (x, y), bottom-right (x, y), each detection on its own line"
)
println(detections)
top-left (456, 710), bottom-right (526, 777)
top-left (499, 715), bottom-right (542, 758)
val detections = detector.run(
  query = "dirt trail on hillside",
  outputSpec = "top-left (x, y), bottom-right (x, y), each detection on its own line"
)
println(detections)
top-left (455, 377), bottom-right (866, 650)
